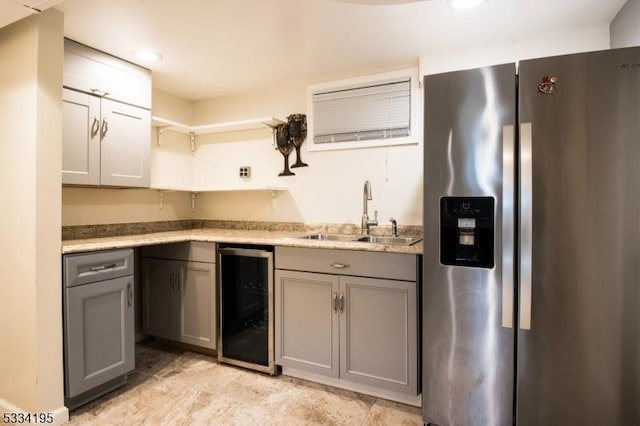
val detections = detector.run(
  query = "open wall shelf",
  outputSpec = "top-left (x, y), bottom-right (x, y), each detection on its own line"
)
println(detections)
top-left (152, 116), bottom-right (284, 135)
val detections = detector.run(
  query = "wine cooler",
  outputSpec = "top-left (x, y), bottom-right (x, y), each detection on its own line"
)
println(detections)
top-left (218, 245), bottom-right (277, 374)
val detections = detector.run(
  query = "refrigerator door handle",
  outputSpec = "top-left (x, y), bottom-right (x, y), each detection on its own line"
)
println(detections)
top-left (520, 122), bottom-right (533, 330)
top-left (502, 125), bottom-right (515, 328)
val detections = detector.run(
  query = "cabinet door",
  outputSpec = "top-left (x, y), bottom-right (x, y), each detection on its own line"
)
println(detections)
top-left (177, 261), bottom-right (216, 349)
top-left (100, 99), bottom-right (150, 187)
top-left (142, 258), bottom-right (178, 340)
top-left (62, 88), bottom-right (100, 185)
top-left (65, 276), bottom-right (134, 398)
top-left (275, 270), bottom-right (340, 378)
top-left (340, 276), bottom-right (418, 395)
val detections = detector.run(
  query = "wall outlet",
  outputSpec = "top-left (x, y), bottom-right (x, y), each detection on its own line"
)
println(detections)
top-left (239, 166), bottom-right (251, 178)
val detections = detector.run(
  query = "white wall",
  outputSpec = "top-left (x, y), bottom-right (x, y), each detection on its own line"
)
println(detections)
top-left (0, 9), bottom-right (67, 423)
top-left (177, 26), bottom-right (610, 227)
top-left (419, 25), bottom-right (611, 76)
top-left (610, 0), bottom-right (640, 48)
top-left (63, 24), bottom-right (612, 229)
top-left (191, 83), bottom-right (424, 226)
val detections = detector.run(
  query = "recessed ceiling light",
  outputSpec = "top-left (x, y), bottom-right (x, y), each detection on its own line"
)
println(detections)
top-left (448, 0), bottom-right (487, 9)
top-left (133, 49), bottom-right (162, 63)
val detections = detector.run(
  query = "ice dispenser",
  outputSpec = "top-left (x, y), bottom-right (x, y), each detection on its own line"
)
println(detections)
top-left (440, 197), bottom-right (494, 268)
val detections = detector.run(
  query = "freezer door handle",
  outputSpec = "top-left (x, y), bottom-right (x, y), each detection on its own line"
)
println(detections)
top-left (520, 122), bottom-right (533, 330)
top-left (502, 125), bottom-right (515, 328)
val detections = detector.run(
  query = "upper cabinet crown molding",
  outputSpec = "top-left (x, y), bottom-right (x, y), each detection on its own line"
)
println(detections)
top-left (64, 38), bottom-right (152, 110)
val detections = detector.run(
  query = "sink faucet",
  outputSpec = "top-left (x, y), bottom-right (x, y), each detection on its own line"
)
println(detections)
top-left (361, 180), bottom-right (378, 235)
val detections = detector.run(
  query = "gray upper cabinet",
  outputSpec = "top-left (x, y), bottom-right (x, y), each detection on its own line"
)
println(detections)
top-left (275, 247), bottom-right (419, 398)
top-left (62, 39), bottom-right (151, 188)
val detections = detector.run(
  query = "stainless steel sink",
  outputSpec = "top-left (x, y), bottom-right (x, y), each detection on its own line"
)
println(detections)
top-left (296, 233), bottom-right (358, 242)
top-left (295, 233), bottom-right (422, 246)
top-left (356, 235), bottom-right (422, 246)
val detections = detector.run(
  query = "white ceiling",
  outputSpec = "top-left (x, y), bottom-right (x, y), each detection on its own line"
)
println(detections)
top-left (3, 0), bottom-right (628, 101)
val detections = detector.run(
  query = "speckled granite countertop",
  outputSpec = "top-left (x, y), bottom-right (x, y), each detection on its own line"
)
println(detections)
top-left (62, 228), bottom-right (423, 255)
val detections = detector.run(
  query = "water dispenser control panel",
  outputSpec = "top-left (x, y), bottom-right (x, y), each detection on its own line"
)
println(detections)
top-left (440, 196), bottom-right (494, 268)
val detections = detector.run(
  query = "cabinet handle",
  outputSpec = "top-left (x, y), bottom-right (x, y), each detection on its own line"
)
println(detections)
top-left (91, 117), bottom-right (100, 138)
top-left (127, 282), bottom-right (133, 307)
top-left (169, 272), bottom-right (175, 290)
top-left (339, 293), bottom-right (345, 313)
top-left (100, 119), bottom-right (109, 138)
top-left (333, 292), bottom-right (338, 313)
top-left (89, 263), bottom-right (116, 272)
top-left (330, 263), bottom-right (349, 269)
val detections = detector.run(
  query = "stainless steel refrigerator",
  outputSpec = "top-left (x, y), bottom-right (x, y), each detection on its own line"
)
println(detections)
top-left (422, 47), bottom-right (640, 425)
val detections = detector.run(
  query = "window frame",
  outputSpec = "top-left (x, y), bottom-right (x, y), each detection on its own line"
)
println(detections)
top-left (306, 68), bottom-right (421, 152)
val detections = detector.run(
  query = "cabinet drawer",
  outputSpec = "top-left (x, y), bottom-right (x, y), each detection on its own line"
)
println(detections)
top-left (64, 249), bottom-right (134, 287)
top-left (64, 39), bottom-right (151, 109)
top-left (275, 247), bottom-right (416, 281)
top-left (141, 242), bottom-right (216, 263)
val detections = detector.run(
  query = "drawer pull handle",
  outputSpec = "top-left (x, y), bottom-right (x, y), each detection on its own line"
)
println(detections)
top-left (90, 263), bottom-right (117, 272)
top-left (330, 263), bottom-right (349, 269)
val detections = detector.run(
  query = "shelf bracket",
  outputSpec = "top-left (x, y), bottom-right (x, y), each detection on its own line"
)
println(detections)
top-left (156, 126), bottom-right (170, 147)
top-left (191, 191), bottom-right (198, 212)
top-left (158, 190), bottom-right (176, 209)
top-left (189, 132), bottom-right (196, 154)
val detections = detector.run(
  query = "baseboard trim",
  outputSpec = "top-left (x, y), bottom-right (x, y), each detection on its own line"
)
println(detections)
top-left (0, 399), bottom-right (69, 426)
top-left (282, 367), bottom-right (422, 407)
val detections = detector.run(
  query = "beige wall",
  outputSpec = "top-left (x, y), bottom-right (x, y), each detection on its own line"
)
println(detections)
top-left (62, 187), bottom-right (193, 226)
top-left (0, 9), bottom-right (67, 421)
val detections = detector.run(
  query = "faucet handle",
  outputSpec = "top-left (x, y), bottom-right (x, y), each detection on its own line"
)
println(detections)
top-left (389, 217), bottom-right (398, 237)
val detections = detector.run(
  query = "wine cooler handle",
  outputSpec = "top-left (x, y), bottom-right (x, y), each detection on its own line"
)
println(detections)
top-left (520, 122), bottom-right (533, 330)
top-left (502, 125), bottom-right (515, 329)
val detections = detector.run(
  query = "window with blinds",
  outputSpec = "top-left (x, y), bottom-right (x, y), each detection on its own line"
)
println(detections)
top-left (307, 70), bottom-right (417, 151)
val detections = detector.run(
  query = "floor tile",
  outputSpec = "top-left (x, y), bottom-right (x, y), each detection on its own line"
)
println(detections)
top-left (67, 341), bottom-right (422, 425)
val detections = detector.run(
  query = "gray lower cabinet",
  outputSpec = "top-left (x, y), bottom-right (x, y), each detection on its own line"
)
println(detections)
top-left (63, 249), bottom-right (135, 408)
top-left (275, 246), bottom-right (418, 397)
top-left (141, 242), bottom-right (216, 350)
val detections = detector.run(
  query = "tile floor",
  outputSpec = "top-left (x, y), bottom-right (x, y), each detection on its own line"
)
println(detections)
top-left (68, 340), bottom-right (422, 425)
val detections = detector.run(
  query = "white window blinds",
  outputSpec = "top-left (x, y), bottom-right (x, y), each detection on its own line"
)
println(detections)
top-left (311, 78), bottom-right (411, 144)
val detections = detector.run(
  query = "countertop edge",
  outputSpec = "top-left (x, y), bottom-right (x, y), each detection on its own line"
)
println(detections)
top-left (61, 229), bottom-right (423, 255)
